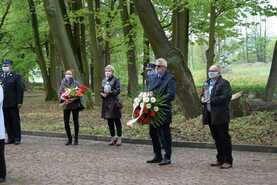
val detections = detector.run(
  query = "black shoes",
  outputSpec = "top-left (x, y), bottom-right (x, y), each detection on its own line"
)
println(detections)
top-left (14, 141), bottom-right (21, 145)
top-left (146, 157), bottom-right (163, 164)
top-left (65, 138), bottom-right (78, 145)
top-left (65, 140), bottom-right (72, 145)
top-left (159, 159), bottom-right (171, 166)
top-left (0, 178), bottom-right (6, 183)
top-left (73, 139), bottom-right (78, 145)
top-left (5, 140), bottom-right (14, 144)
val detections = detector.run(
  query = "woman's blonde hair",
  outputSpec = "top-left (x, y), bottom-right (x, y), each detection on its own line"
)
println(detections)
top-left (105, 65), bottom-right (115, 72)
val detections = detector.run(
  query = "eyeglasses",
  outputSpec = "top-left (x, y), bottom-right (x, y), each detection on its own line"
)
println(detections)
top-left (156, 65), bottom-right (163, 68)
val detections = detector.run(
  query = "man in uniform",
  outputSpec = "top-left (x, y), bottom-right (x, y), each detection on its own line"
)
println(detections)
top-left (0, 60), bottom-right (24, 145)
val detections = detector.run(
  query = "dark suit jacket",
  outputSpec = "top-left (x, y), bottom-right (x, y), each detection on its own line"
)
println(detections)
top-left (202, 76), bottom-right (232, 125)
top-left (0, 72), bottom-right (24, 108)
top-left (147, 71), bottom-right (176, 123)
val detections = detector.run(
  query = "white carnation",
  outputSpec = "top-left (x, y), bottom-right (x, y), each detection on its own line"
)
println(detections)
top-left (146, 103), bottom-right (152, 109)
top-left (154, 106), bottom-right (159, 112)
top-left (150, 97), bottom-right (156, 103)
top-left (143, 97), bottom-right (150, 103)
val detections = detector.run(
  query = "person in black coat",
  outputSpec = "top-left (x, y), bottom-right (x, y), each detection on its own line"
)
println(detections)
top-left (0, 60), bottom-right (24, 145)
top-left (146, 58), bottom-right (176, 166)
top-left (59, 70), bottom-right (83, 145)
top-left (201, 65), bottom-right (233, 169)
top-left (101, 65), bottom-right (122, 146)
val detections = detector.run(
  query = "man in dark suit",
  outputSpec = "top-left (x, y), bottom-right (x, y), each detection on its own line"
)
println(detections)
top-left (201, 65), bottom-right (233, 169)
top-left (0, 60), bottom-right (24, 145)
top-left (146, 58), bottom-right (176, 166)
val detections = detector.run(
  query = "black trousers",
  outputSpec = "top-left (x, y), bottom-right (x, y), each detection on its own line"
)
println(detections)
top-left (149, 123), bottom-right (172, 160)
top-left (63, 109), bottom-right (79, 141)
top-left (0, 139), bottom-right (6, 179)
top-left (3, 107), bottom-right (21, 142)
top-left (209, 123), bottom-right (233, 164)
top-left (107, 119), bottom-right (122, 137)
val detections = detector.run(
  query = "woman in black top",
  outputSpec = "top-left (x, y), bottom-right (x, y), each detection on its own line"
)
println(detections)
top-left (101, 65), bottom-right (122, 146)
top-left (59, 70), bottom-right (83, 145)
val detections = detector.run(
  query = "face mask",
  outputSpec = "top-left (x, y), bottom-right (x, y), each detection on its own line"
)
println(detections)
top-left (208, 71), bottom-right (219, 79)
top-left (65, 74), bottom-right (73, 80)
top-left (105, 72), bottom-right (112, 78)
top-left (2, 66), bottom-right (9, 73)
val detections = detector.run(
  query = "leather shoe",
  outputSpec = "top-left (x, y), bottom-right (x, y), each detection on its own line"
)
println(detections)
top-left (159, 159), bottom-right (171, 166)
top-left (210, 161), bottom-right (223, 167)
top-left (146, 157), bottom-right (162, 163)
top-left (73, 140), bottom-right (78, 145)
top-left (5, 140), bottom-right (14, 144)
top-left (65, 140), bottom-right (72, 145)
top-left (0, 178), bottom-right (6, 183)
top-left (220, 163), bottom-right (232, 169)
top-left (14, 141), bottom-right (21, 145)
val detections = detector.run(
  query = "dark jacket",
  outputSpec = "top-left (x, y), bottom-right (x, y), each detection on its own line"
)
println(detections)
top-left (0, 72), bottom-right (24, 108)
top-left (101, 76), bottom-right (122, 119)
top-left (202, 76), bottom-right (232, 125)
top-left (59, 78), bottom-right (83, 110)
top-left (147, 71), bottom-right (176, 123)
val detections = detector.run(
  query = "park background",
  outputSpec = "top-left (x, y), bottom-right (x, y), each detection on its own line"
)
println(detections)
top-left (0, 0), bottom-right (276, 146)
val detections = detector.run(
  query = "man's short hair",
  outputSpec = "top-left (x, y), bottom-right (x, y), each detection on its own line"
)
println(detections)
top-left (155, 58), bottom-right (168, 68)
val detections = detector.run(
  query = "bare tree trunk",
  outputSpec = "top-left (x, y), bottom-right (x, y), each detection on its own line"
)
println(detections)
top-left (133, 0), bottom-right (201, 118)
top-left (119, 0), bottom-right (139, 96)
top-left (43, 0), bottom-right (81, 80)
top-left (206, 1), bottom-right (216, 77)
top-left (172, 2), bottom-right (189, 66)
top-left (104, 0), bottom-right (116, 66)
top-left (245, 27), bottom-right (249, 63)
top-left (0, 0), bottom-right (12, 30)
top-left (265, 40), bottom-right (277, 101)
top-left (87, 0), bottom-right (104, 105)
top-left (27, 0), bottom-right (57, 101)
top-left (142, 32), bottom-right (150, 87)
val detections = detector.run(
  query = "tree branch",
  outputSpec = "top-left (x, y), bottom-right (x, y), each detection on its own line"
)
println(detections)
top-left (0, 0), bottom-right (12, 30)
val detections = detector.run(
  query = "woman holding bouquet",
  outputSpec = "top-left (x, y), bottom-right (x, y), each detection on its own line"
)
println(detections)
top-left (59, 70), bottom-right (83, 145)
top-left (101, 65), bottom-right (122, 146)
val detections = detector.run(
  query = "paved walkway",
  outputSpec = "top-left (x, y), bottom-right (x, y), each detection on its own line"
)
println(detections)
top-left (2, 136), bottom-right (277, 185)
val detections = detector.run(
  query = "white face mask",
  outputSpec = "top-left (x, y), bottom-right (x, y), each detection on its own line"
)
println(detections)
top-left (65, 74), bottom-right (73, 79)
top-left (2, 66), bottom-right (10, 73)
top-left (208, 71), bottom-right (219, 79)
top-left (105, 72), bottom-right (112, 78)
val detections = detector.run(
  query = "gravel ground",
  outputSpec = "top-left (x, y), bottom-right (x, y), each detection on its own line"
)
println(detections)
top-left (2, 135), bottom-right (277, 185)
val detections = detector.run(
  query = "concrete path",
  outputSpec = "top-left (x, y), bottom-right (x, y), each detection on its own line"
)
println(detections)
top-left (2, 135), bottom-right (277, 185)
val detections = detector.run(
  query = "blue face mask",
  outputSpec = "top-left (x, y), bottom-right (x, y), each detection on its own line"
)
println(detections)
top-left (208, 71), bottom-right (219, 79)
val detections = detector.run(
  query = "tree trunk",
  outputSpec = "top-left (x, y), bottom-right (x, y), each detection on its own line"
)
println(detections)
top-left (27, 0), bottom-right (57, 101)
top-left (43, 0), bottom-right (81, 80)
top-left (87, 0), bottom-right (104, 105)
top-left (265, 40), bottom-right (277, 101)
top-left (142, 32), bottom-right (150, 87)
top-left (133, 0), bottom-right (201, 118)
top-left (245, 27), bottom-right (249, 63)
top-left (172, 2), bottom-right (189, 66)
top-left (0, 0), bottom-right (12, 31)
top-left (104, 0), bottom-right (116, 66)
top-left (206, 0), bottom-right (216, 77)
top-left (119, 0), bottom-right (139, 96)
